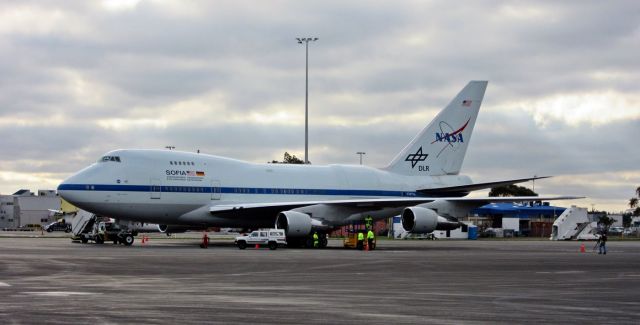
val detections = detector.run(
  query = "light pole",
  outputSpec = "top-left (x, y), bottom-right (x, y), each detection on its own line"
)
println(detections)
top-left (297, 37), bottom-right (318, 164)
top-left (356, 152), bottom-right (366, 165)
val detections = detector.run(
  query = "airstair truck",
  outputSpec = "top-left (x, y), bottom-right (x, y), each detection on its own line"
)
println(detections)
top-left (71, 211), bottom-right (135, 245)
top-left (85, 219), bottom-right (135, 245)
top-left (550, 206), bottom-right (598, 240)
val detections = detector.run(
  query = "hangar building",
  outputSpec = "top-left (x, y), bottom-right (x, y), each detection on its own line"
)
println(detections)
top-left (0, 189), bottom-right (60, 229)
top-left (468, 202), bottom-right (566, 237)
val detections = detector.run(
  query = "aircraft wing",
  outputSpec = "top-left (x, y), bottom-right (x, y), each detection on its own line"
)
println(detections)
top-left (209, 198), bottom-right (437, 217)
top-left (209, 195), bottom-right (583, 217)
top-left (417, 176), bottom-right (551, 197)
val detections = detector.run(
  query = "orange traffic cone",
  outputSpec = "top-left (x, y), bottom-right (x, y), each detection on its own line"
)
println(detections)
top-left (580, 243), bottom-right (585, 253)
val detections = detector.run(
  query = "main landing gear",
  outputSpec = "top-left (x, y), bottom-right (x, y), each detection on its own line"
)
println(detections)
top-left (287, 232), bottom-right (328, 249)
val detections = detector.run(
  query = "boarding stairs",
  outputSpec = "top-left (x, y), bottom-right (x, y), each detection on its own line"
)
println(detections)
top-left (71, 210), bottom-right (97, 238)
top-left (574, 222), bottom-right (599, 241)
top-left (571, 222), bottom-right (590, 240)
top-left (550, 206), bottom-right (597, 240)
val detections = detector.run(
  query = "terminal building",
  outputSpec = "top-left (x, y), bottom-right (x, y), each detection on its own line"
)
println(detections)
top-left (0, 189), bottom-right (61, 229)
top-left (468, 202), bottom-right (566, 237)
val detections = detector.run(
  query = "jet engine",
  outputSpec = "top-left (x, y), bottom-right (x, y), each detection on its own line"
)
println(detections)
top-left (157, 224), bottom-right (207, 235)
top-left (275, 211), bottom-right (312, 237)
top-left (401, 207), bottom-right (461, 233)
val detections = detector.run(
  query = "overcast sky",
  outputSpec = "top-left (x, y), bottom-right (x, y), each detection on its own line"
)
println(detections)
top-left (0, 0), bottom-right (638, 212)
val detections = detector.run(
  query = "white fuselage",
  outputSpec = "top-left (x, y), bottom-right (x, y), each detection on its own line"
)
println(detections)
top-left (58, 149), bottom-right (472, 227)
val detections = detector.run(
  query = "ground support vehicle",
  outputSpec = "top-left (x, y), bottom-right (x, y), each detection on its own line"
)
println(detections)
top-left (235, 229), bottom-right (287, 250)
top-left (44, 220), bottom-right (71, 233)
top-left (342, 224), bottom-right (376, 250)
top-left (80, 219), bottom-right (136, 246)
top-left (343, 231), bottom-right (376, 250)
top-left (284, 232), bottom-right (328, 248)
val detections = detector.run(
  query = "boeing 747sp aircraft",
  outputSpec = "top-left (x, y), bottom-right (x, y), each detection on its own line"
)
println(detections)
top-left (58, 81), bottom-right (580, 247)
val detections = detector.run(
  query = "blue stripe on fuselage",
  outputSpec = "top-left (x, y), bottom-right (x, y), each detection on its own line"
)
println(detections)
top-left (57, 183), bottom-right (419, 197)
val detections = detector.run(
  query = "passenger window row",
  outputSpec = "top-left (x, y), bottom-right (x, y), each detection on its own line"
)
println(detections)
top-left (170, 161), bottom-right (195, 166)
top-left (165, 186), bottom-right (206, 193)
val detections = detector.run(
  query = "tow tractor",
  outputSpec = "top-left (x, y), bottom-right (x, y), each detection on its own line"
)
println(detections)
top-left (343, 223), bottom-right (376, 250)
top-left (79, 217), bottom-right (136, 246)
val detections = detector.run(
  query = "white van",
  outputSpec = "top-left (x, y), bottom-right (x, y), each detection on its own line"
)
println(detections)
top-left (235, 229), bottom-right (287, 250)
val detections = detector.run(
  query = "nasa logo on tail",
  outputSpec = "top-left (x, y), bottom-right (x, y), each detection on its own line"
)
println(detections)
top-left (431, 118), bottom-right (470, 158)
top-left (405, 146), bottom-right (429, 171)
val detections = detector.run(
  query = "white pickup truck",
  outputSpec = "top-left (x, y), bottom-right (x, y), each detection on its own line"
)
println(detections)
top-left (235, 229), bottom-right (287, 250)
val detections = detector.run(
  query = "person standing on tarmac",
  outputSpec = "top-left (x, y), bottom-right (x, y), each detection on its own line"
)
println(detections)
top-left (597, 232), bottom-right (608, 255)
top-left (367, 229), bottom-right (375, 250)
top-left (357, 232), bottom-right (364, 250)
top-left (313, 232), bottom-right (319, 248)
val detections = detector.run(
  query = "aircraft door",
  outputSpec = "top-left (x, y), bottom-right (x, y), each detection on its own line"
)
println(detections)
top-left (150, 178), bottom-right (161, 199)
top-left (211, 180), bottom-right (221, 200)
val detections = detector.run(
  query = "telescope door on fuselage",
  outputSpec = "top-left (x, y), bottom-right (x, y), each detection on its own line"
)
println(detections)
top-left (150, 178), bottom-right (161, 199)
top-left (211, 180), bottom-right (221, 200)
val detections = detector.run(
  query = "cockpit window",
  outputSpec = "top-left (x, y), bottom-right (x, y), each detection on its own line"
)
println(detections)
top-left (99, 156), bottom-right (121, 163)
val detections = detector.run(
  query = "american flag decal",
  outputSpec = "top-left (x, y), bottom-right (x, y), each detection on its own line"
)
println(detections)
top-left (462, 100), bottom-right (472, 107)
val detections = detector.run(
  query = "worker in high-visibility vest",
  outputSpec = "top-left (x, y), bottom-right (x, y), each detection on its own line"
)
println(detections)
top-left (357, 232), bottom-right (364, 250)
top-left (367, 229), bottom-right (375, 250)
top-left (365, 216), bottom-right (373, 229)
top-left (313, 232), bottom-right (319, 248)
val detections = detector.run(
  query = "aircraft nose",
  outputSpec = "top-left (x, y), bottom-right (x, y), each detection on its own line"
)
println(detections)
top-left (57, 177), bottom-right (79, 203)
top-left (57, 168), bottom-right (92, 204)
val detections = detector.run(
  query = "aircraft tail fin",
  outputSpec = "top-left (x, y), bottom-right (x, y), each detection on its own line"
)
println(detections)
top-left (384, 81), bottom-right (488, 176)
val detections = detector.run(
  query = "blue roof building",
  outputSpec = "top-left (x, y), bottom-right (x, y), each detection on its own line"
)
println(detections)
top-left (470, 202), bottom-right (566, 237)
top-left (472, 202), bottom-right (565, 218)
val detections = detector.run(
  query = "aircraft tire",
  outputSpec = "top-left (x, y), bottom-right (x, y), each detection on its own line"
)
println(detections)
top-left (320, 237), bottom-right (328, 248)
top-left (123, 235), bottom-right (134, 246)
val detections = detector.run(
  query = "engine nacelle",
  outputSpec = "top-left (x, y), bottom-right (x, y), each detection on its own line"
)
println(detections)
top-left (401, 207), bottom-right (439, 233)
top-left (157, 224), bottom-right (207, 234)
top-left (275, 211), bottom-right (312, 237)
top-left (401, 207), bottom-right (461, 233)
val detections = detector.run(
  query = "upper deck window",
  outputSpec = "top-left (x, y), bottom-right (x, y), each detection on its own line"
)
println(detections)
top-left (99, 156), bottom-right (121, 163)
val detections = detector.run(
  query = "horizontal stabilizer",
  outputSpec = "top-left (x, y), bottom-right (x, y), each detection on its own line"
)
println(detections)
top-left (417, 176), bottom-right (551, 197)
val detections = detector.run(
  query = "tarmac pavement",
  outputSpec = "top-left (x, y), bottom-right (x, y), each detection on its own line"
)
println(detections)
top-left (1, 236), bottom-right (639, 324)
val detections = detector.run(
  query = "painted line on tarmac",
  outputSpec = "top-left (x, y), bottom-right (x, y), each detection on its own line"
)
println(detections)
top-left (0, 281), bottom-right (11, 287)
top-left (22, 291), bottom-right (101, 297)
